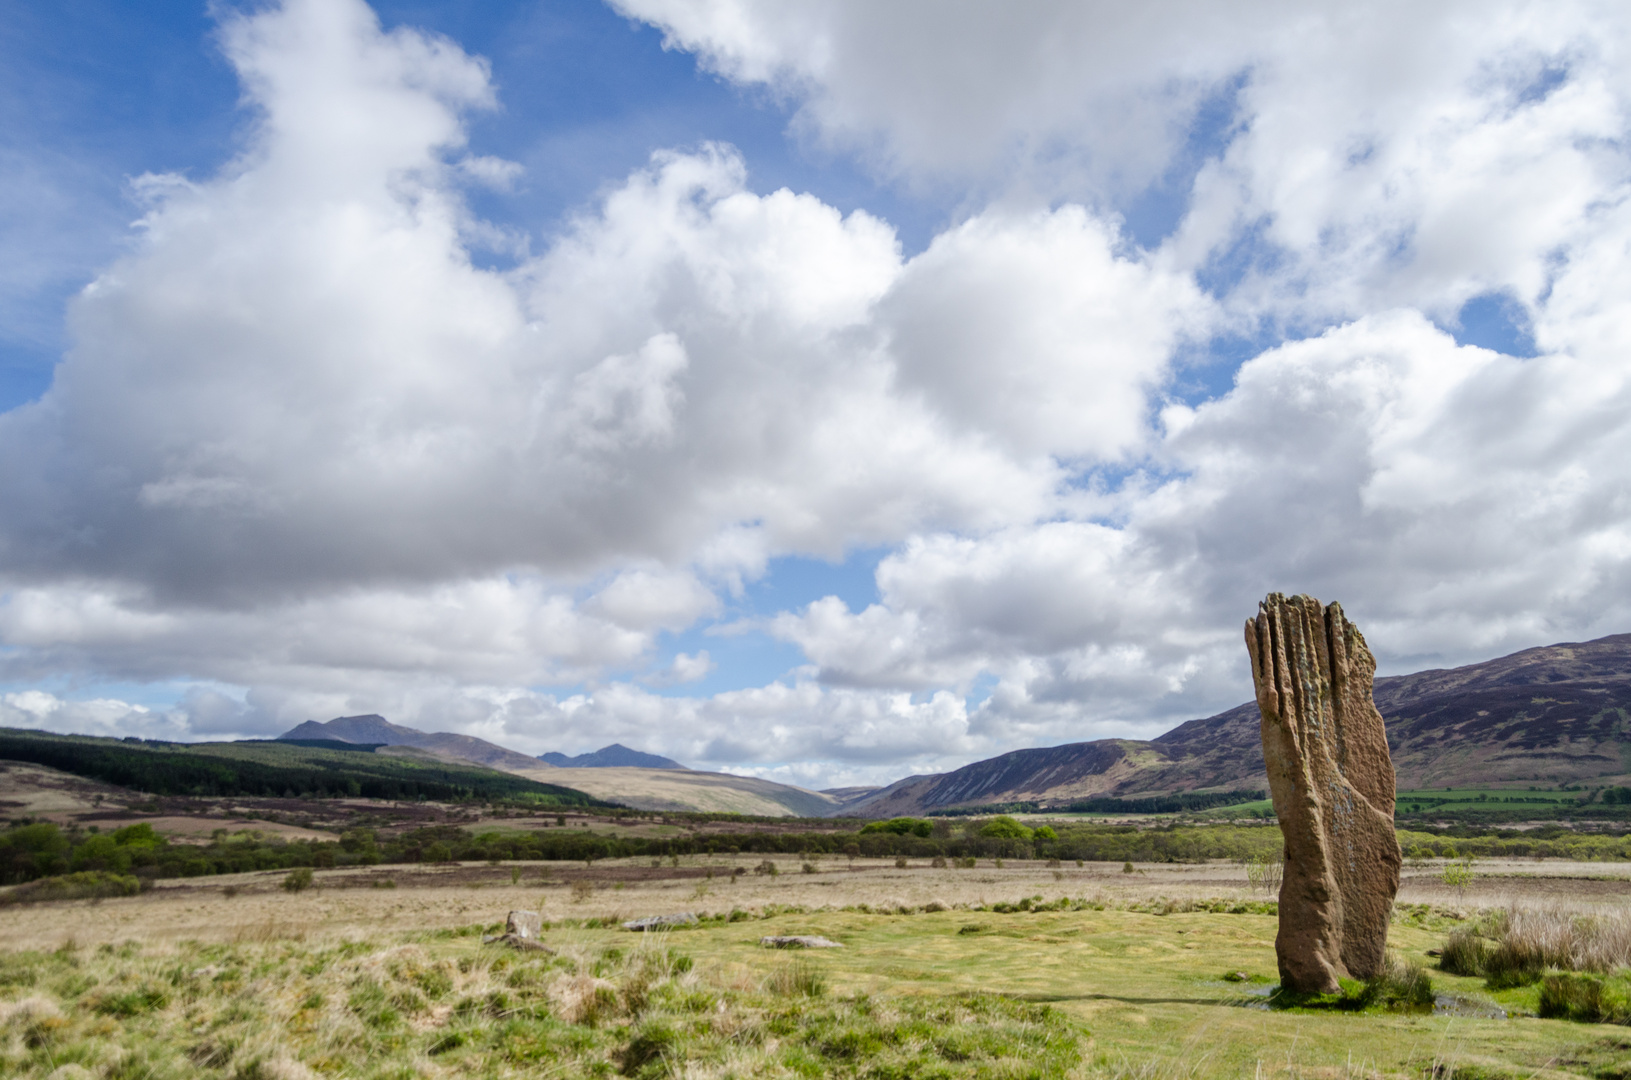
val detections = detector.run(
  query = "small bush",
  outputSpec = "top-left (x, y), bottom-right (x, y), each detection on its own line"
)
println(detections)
top-left (894, 856), bottom-right (908, 869)
top-left (1539, 973), bottom-right (1631, 1023)
top-left (571, 880), bottom-right (594, 903)
top-left (282, 867), bottom-right (314, 893)
top-left (1441, 857), bottom-right (1476, 900)
top-left (1363, 954), bottom-right (1435, 1010)
top-left (956, 856), bottom-right (977, 869)
top-left (754, 860), bottom-right (778, 877)
top-left (1122, 861), bottom-right (1135, 874)
top-left (930, 856), bottom-right (947, 869)
top-left (978, 816), bottom-right (1032, 840)
top-left (1439, 929), bottom-right (1490, 976)
top-left (1245, 854), bottom-right (1283, 896)
top-left (801, 861), bottom-right (818, 874)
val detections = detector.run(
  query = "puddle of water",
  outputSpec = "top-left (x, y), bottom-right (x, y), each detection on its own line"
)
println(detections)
top-left (1433, 993), bottom-right (1506, 1019)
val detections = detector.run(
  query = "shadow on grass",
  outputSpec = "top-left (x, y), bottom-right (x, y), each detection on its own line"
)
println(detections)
top-left (1011, 991), bottom-right (1250, 1008)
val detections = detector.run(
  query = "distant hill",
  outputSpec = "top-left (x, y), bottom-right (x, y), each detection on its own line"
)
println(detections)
top-left (511, 765), bottom-right (846, 817)
top-left (0, 727), bottom-right (605, 805)
top-left (277, 717), bottom-right (848, 816)
top-left (841, 632), bottom-right (1631, 815)
top-left (278, 715), bottom-right (549, 775)
top-left (539, 744), bottom-right (686, 770)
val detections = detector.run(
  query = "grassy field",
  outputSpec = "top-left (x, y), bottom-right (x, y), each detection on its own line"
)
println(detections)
top-left (5, 857), bottom-right (1631, 1078)
top-left (1397, 788), bottom-right (1579, 812)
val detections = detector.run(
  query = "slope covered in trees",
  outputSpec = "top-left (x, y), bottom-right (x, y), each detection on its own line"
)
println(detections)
top-left (0, 728), bottom-right (604, 805)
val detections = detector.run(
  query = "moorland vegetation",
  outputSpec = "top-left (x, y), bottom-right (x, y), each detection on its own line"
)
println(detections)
top-left (11, 810), bottom-right (1631, 900)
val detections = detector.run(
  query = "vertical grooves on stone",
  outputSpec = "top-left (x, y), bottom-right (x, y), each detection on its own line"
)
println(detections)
top-left (1248, 592), bottom-right (1400, 993)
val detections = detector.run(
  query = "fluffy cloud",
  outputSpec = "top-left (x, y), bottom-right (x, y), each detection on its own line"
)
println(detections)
top-left (6, 0), bottom-right (1631, 787)
top-left (621, 0), bottom-right (1630, 323)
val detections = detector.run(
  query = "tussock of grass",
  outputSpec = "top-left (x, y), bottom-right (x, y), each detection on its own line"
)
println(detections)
top-left (1538, 971), bottom-right (1631, 1023)
top-left (1437, 905), bottom-right (1631, 990)
top-left (0, 928), bottom-right (1085, 1079)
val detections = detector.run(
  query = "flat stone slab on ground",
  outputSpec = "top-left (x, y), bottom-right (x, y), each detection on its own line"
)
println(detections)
top-left (622, 912), bottom-right (699, 931)
top-left (760, 935), bottom-right (842, 948)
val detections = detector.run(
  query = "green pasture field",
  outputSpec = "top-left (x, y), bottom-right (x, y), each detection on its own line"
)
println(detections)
top-left (1196, 789), bottom-right (1587, 824)
top-left (1193, 798), bottom-right (1275, 819)
top-left (1397, 787), bottom-right (1577, 809)
top-left (2, 898), bottom-right (1625, 1079)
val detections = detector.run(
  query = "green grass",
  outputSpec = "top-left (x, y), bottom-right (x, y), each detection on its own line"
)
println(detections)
top-left (6, 898), bottom-right (1630, 1078)
top-left (1397, 787), bottom-right (1576, 811)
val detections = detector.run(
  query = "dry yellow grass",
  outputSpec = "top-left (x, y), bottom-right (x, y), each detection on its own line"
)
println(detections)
top-left (514, 766), bottom-right (844, 816)
top-left (5, 854), bottom-right (1628, 952)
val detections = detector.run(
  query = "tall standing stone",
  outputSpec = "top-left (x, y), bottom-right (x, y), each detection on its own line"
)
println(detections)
top-left (1245, 593), bottom-right (1401, 994)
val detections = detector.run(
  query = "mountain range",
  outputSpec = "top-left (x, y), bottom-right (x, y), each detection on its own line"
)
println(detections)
top-left (842, 632), bottom-right (1631, 816)
top-left (277, 716), bottom-right (842, 815)
top-left (278, 715), bottom-right (551, 775)
top-left (276, 632), bottom-right (1631, 816)
top-left (538, 744), bottom-right (686, 769)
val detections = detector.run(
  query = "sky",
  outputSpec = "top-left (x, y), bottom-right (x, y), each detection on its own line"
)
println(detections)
top-left (2, 0), bottom-right (1630, 791)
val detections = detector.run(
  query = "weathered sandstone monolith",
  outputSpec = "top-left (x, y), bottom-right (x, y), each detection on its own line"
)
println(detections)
top-left (1245, 593), bottom-right (1401, 994)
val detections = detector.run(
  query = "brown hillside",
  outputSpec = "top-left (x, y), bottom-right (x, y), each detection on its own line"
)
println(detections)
top-left (841, 632), bottom-right (1631, 815)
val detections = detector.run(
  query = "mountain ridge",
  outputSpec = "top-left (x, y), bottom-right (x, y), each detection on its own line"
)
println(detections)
top-left (539, 743), bottom-right (686, 770)
top-left (841, 632), bottom-right (1631, 816)
top-left (277, 715), bottom-right (550, 775)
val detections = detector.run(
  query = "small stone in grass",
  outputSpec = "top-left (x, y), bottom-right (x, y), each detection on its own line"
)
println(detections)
top-left (623, 912), bottom-right (700, 931)
top-left (760, 935), bottom-right (842, 949)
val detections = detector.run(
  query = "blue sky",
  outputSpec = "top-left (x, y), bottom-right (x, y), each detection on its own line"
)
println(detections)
top-left (2, 0), bottom-right (1628, 787)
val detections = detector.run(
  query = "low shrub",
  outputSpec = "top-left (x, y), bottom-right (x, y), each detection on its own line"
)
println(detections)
top-left (1538, 973), bottom-right (1631, 1023)
top-left (282, 867), bottom-right (314, 893)
top-left (1439, 929), bottom-right (1491, 976)
top-left (0, 871), bottom-right (140, 906)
